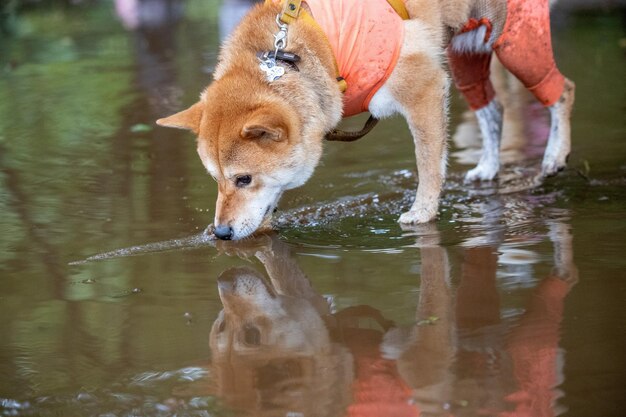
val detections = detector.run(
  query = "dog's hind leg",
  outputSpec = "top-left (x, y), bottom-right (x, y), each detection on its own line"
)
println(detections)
top-left (447, 49), bottom-right (503, 181)
top-left (466, 98), bottom-right (503, 182)
top-left (542, 78), bottom-right (575, 176)
top-left (493, 0), bottom-right (573, 176)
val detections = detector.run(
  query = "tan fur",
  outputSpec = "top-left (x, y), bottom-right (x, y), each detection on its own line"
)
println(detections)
top-left (438, 0), bottom-right (474, 27)
top-left (406, 0), bottom-right (473, 29)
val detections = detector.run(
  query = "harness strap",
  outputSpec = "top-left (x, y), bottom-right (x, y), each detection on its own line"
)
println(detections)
top-left (386, 0), bottom-right (410, 20)
top-left (325, 115), bottom-right (379, 142)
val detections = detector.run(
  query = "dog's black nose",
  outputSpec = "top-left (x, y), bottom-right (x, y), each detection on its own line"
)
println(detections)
top-left (214, 225), bottom-right (233, 240)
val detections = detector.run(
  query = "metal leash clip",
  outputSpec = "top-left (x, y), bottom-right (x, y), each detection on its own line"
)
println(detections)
top-left (273, 14), bottom-right (289, 55)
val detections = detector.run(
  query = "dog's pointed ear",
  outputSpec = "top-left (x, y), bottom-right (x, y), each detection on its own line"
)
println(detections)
top-left (241, 111), bottom-right (287, 142)
top-left (156, 102), bottom-right (203, 134)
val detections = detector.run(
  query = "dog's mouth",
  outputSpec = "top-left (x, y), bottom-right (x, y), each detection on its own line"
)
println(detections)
top-left (259, 209), bottom-right (274, 231)
top-left (226, 190), bottom-right (283, 240)
top-left (255, 202), bottom-right (280, 236)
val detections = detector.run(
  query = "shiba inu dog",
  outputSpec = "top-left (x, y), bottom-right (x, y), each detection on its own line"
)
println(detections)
top-left (157, 0), bottom-right (574, 240)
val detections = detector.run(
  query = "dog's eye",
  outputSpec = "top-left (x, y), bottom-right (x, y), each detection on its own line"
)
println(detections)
top-left (217, 320), bottom-right (226, 333)
top-left (235, 175), bottom-right (252, 188)
top-left (243, 325), bottom-right (261, 346)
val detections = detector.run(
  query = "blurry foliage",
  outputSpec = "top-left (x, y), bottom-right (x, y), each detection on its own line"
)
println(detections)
top-left (0, 2), bottom-right (219, 274)
top-left (0, 1), bottom-right (134, 275)
top-left (0, 0), bottom-right (224, 400)
top-left (0, 0), bottom-right (223, 251)
top-left (186, 0), bottom-right (221, 22)
top-left (1, 0), bottom-right (101, 35)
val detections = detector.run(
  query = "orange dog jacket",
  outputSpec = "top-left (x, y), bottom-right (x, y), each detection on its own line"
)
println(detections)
top-left (289, 0), bottom-right (406, 117)
top-left (305, 0), bottom-right (405, 117)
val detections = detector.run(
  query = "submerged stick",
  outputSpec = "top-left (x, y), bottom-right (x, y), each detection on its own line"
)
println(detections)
top-left (69, 227), bottom-right (216, 265)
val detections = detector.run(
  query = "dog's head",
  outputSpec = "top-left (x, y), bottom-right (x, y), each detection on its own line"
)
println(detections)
top-left (155, 2), bottom-right (346, 239)
top-left (209, 267), bottom-right (351, 416)
top-left (157, 72), bottom-right (327, 240)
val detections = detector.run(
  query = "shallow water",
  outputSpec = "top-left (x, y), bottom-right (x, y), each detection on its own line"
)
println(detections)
top-left (1, 1), bottom-right (625, 416)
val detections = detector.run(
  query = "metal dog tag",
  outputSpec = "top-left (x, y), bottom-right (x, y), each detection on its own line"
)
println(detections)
top-left (259, 58), bottom-right (285, 82)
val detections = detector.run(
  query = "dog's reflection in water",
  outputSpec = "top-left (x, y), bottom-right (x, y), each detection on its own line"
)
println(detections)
top-left (210, 237), bottom-right (350, 416)
top-left (194, 224), bottom-right (576, 417)
top-left (211, 264), bottom-right (352, 416)
top-left (452, 218), bottom-right (577, 417)
top-left (206, 231), bottom-right (450, 417)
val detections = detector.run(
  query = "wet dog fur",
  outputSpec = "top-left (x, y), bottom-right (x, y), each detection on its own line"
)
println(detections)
top-left (157, 0), bottom-right (573, 240)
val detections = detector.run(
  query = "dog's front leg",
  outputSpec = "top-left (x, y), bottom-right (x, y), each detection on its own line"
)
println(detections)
top-left (398, 72), bottom-right (449, 225)
top-left (399, 93), bottom-right (446, 224)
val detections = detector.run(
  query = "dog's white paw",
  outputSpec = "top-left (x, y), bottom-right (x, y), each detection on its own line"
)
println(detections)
top-left (398, 207), bottom-right (436, 225)
top-left (464, 162), bottom-right (499, 183)
top-left (541, 154), bottom-right (568, 177)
